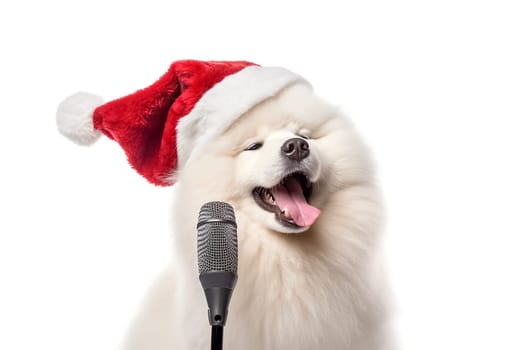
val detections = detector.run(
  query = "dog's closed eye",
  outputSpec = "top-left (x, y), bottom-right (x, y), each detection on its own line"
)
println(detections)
top-left (245, 142), bottom-right (263, 151)
top-left (297, 128), bottom-right (312, 140)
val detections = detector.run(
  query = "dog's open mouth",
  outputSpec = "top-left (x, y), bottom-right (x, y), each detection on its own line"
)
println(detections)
top-left (252, 172), bottom-right (321, 228)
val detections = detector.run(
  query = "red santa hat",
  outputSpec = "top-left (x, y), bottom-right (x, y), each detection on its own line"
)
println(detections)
top-left (57, 60), bottom-right (307, 186)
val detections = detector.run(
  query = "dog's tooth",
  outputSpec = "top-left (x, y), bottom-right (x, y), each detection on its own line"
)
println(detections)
top-left (263, 189), bottom-right (276, 206)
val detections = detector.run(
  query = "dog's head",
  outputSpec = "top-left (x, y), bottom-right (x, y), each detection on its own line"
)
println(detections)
top-left (175, 83), bottom-right (373, 235)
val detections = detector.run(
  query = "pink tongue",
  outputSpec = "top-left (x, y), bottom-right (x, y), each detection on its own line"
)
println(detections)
top-left (273, 177), bottom-right (321, 227)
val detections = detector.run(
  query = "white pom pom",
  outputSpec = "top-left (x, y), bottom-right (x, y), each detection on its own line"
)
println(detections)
top-left (56, 92), bottom-right (104, 146)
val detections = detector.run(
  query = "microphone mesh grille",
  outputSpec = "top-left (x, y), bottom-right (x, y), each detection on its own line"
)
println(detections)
top-left (197, 202), bottom-right (238, 274)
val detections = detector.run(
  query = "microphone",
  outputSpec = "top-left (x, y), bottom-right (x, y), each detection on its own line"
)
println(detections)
top-left (197, 201), bottom-right (238, 349)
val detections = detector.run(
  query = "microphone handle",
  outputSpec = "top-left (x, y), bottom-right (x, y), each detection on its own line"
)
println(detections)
top-left (211, 325), bottom-right (223, 350)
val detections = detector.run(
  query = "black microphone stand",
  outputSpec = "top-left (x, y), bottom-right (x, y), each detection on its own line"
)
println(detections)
top-left (211, 325), bottom-right (223, 350)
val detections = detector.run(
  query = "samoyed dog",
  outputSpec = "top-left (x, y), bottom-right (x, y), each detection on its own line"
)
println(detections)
top-left (119, 82), bottom-right (392, 350)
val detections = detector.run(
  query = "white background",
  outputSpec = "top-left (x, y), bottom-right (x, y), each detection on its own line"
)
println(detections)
top-left (1, 1), bottom-right (524, 349)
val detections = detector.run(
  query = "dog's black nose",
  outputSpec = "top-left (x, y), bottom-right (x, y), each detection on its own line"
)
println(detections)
top-left (281, 138), bottom-right (310, 161)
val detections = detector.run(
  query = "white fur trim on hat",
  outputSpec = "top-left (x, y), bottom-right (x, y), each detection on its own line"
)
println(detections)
top-left (176, 66), bottom-right (309, 169)
top-left (56, 92), bottom-right (104, 146)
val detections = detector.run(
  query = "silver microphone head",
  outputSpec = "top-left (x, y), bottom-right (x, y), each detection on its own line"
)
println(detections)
top-left (197, 201), bottom-right (238, 275)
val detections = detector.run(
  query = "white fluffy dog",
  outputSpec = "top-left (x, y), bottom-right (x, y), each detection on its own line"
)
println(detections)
top-left (119, 83), bottom-right (392, 350)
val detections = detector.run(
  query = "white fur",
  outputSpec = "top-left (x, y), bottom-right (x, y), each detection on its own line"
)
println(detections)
top-left (56, 92), bottom-right (103, 145)
top-left (120, 84), bottom-right (393, 350)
